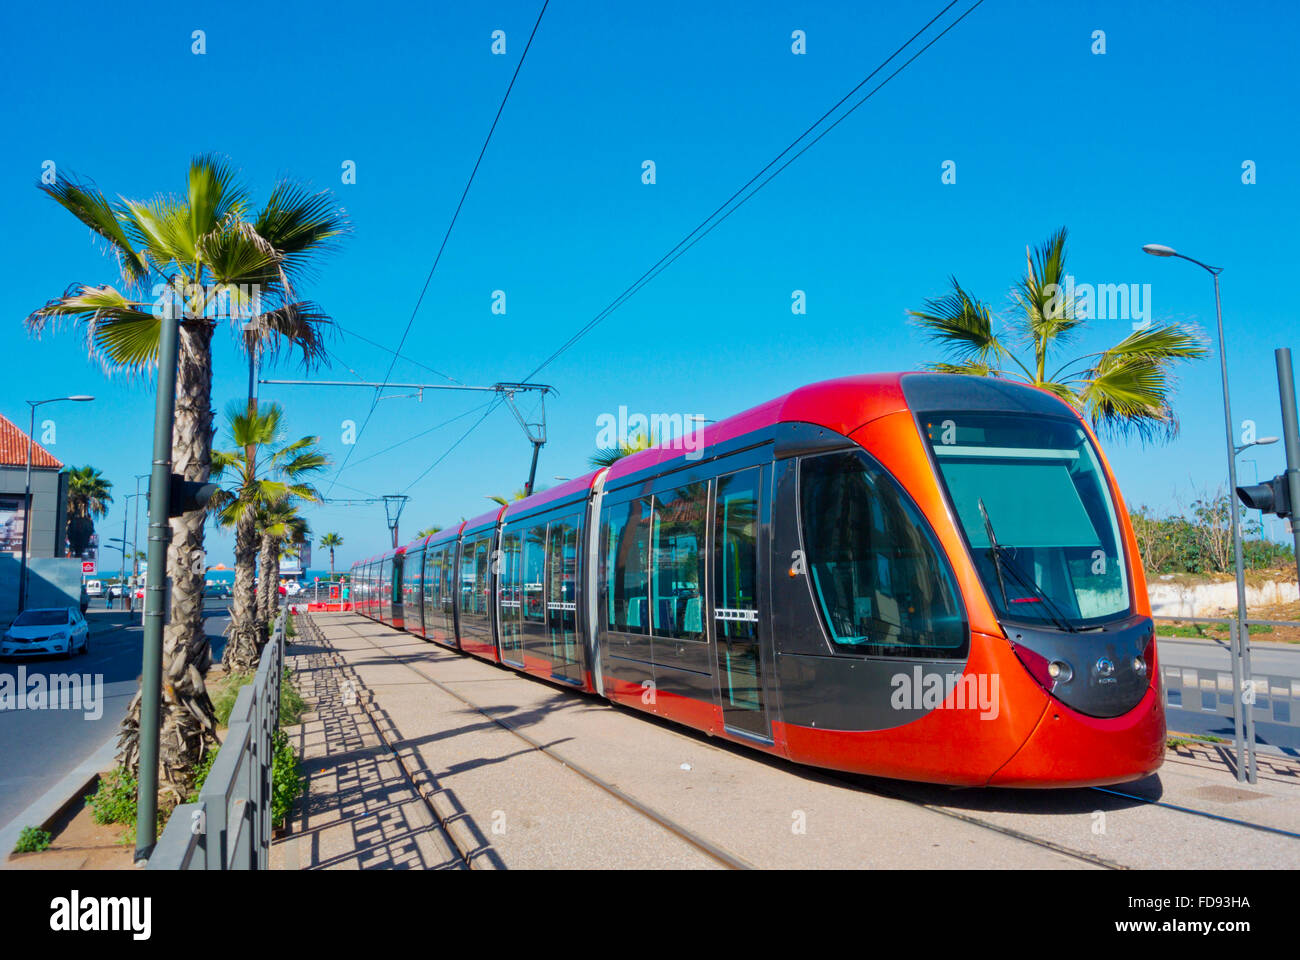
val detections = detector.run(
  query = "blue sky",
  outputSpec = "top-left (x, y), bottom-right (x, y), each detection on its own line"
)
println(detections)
top-left (2, 0), bottom-right (1297, 570)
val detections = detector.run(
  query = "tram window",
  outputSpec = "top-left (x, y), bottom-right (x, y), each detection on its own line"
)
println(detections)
top-left (460, 541), bottom-right (478, 616)
top-left (440, 547), bottom-right (456, 634)
top-left (715, 471), bottom-right (759, 644)
top-left (523, 525), bottom-right (546, 624)
top-left (500, 530), bottom-right (522, 656)
top-left (548, 515), bottom-right (581, 667)
top-left (604, 499), bottom-right (651, 635)
top-left (800, 451), bottom-right (965, 654)
top-left (651, 482), bottom-right (707, 640)
top-left (473, 539), bottom-right (490, 616)
top-left (423, 547), bottom-right (437, 613)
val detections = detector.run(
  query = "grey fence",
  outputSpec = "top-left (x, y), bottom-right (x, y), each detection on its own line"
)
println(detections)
top-left (1156, 615), bottom-right (1300, 728)
top-left (149, 610), bottom-right (287, 870)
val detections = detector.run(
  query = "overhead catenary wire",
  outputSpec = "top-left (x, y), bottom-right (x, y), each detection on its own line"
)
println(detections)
top-left (345, 0), bottom-right (985, 498)
top-left (520, 0), bottom-right (984, 383)
top-left (325, 0), bottom-right (550, 494)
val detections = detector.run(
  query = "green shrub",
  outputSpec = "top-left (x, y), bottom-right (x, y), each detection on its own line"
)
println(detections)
top-left (187, 748), bottom-right (219, 801)
top-left (271, 730), bottom-right (306, 828)
top-left (14, 826), bottom-right (51, 853)
top-left (280, 670), bottom-right (306, 726)
top-left (212, 671), bottom-right (254, 727)
top-left (86, 766), bottom-right (138, 827)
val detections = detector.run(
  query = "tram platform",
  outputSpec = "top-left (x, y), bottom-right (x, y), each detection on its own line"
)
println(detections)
top-left (271, 613), bottom-right (1300, 870)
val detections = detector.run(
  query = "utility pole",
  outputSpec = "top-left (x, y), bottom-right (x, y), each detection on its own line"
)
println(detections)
top-left (134, 308), bottom-right (217, 863)
top-left (383, 495), bottom-right (410, 548)
top-left (1275, 349), bottom-right (1300, 586)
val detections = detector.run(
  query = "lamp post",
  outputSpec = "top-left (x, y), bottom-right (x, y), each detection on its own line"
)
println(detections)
top-left (130, 474), bottom-right (148, 619)
top-left (117, 494), bottom-right (142, 613)
top-left (1142, 243), bottom-right (1255, 783)
top-left (17, 395), bottom-right (94, 611)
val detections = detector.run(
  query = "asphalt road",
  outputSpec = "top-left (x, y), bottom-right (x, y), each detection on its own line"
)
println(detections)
top-left (0, 597), bottom-right (231, 833)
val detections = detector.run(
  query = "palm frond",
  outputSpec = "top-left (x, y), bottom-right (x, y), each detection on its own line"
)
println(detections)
top-left (924, 360), bottom-right (1002, 377)
top-left (242, 301), bottom-right (333, 370)
top-left (37, 175), bottom-right (150, 289)
top-left (26, 284), bottom-right (162, 373)
top-left (1013, 227), bottom-right (1082, 366)
top-left (907, 277), bottom-right (1008, 368)
top-left (252, 180), bottom-right (349, 286)
top-left (1077, 355), bottom-right (1179, 443)
top-left (187, 154), bottom-right (248, 243)
top-left (1098, 322), bottom-right (1209, 363)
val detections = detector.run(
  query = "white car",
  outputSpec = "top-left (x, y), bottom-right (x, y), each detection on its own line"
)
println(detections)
top-left (1, 607), bottom-right (91, 659)
top-left (85, 580), bottom-right (103, 597)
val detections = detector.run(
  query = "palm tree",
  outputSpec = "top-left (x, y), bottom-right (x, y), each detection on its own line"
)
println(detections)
top-left (320, 532), bottom-right (343, 576)
top-left (64, 466), bottom-right (113, 558)
top-left (907, 227), bottom-right (1208, 442)
top-left (27, 155), bottom-right (345, 790)
top-left (588, 432), bottom-right (651, 468)
top-left (486, 490), bottom-right (528, 505)
top-left (415, 526), bottom-right (442, 538)
top-left (210, 401), bottom-right (328, 671)
top-left (256, 497), bottom-right (310, 625)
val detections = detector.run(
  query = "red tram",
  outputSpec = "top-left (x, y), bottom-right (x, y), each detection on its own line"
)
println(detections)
top-left (350, 373), bottom-right (1165, 787)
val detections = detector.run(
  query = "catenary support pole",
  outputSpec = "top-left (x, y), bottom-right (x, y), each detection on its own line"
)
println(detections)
top-left (134, 309), bottom-right (181, 864)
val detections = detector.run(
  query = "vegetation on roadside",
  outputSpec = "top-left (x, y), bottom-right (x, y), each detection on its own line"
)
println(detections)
top-left (188, 669), bottom-right (308, 828)
top-left (1168, 733), bottom-right (1227, 749)
top-left (1131, 490), bottom-right (1295, 576)
top-left (13, 827), bottom-right (52, 854)
top-left (84, 766), bottom-right (165, 844)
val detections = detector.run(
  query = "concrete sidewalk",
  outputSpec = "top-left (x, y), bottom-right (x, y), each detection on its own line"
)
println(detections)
top-left (271, 629), bottom-right (465, 870)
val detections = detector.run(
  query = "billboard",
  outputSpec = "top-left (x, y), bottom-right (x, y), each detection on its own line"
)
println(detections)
top-left (0, 495), bottom-right (25, 555)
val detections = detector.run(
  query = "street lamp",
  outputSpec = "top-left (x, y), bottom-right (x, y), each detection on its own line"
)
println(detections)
top-left (118, 493), bottom-right (142, 613)
top-left (1142, 242), bottom-right (1255, 783)
top-left (17, 395), bottom-right (94, 611)
top-left (1235, 436), bottom-right (1278, 456)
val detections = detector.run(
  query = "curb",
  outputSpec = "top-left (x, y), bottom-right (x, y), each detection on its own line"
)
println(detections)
top-left (0, 733), bottom-right (119, 865)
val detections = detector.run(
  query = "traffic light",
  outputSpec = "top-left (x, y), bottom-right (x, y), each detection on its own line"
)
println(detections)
top-left (167, 475), bottom-right (218, 517)
top-left (1236, 475), bottom-right (1292, 519)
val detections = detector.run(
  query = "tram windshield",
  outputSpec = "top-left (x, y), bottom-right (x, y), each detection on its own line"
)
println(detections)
top-left (922, 411), bottom-right (1131, 629)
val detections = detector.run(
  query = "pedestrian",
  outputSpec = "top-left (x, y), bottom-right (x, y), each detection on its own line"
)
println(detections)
top-left (106, 586), bottom-right (114, 610)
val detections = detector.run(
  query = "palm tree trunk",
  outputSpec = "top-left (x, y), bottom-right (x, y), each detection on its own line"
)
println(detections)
top-left (257, 532), bottom-right (276, 625)
top-left (266, 541), bottom-right (283, 624)
top-left (116, 321), bottom-right (218, 801)
top-left (225, 504), bottom-right (262, 672)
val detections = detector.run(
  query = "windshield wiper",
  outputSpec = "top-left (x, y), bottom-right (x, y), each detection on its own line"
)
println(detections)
top-left (978, 498), bottom-right (1076, 633)
top-left (977, 498), bottom-right (1011, 611)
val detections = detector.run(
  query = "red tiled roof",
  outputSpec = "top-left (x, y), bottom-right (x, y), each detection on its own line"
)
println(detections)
top-left (0, 413), bottom-right (63, 469)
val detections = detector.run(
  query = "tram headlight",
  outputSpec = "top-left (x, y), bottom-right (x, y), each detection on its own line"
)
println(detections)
top-left (1132, 656), bottom-right (1146, 676)
top-left (1047, 660), bottom-right (1072, 683)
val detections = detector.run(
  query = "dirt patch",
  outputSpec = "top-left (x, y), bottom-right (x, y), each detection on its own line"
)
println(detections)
top-left (4, 781), bottom-right (134, 870)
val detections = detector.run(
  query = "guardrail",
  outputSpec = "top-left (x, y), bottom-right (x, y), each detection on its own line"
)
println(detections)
top-left (149, 608), bottom-right (287, 870)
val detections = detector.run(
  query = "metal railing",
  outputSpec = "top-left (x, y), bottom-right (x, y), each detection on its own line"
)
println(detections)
top-left (149, 609), bottom-right (287, 870)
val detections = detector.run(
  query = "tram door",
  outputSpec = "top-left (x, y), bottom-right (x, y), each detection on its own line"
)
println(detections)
top-left (711, 467), bottom-right (770, 740)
